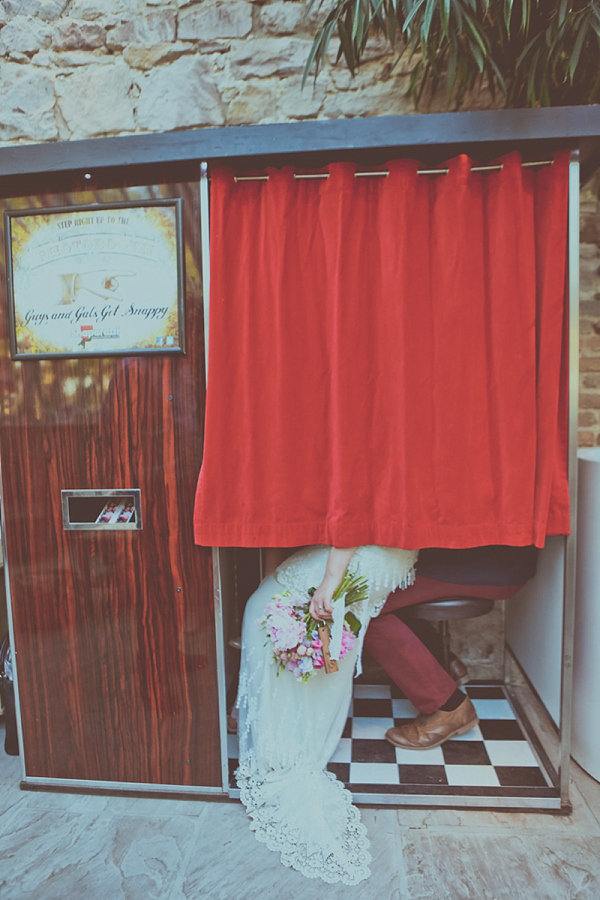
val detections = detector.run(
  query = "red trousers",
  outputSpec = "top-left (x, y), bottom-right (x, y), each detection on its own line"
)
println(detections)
top-left (364, 577), bottom-right (524, 714)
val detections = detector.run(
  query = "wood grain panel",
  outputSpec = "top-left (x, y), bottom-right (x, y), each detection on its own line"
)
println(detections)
top-left (0, 176), bottom-right (220, 787)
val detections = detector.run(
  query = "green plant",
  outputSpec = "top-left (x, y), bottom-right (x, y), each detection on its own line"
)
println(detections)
top-left (304, 0), bottom-right (600, 108)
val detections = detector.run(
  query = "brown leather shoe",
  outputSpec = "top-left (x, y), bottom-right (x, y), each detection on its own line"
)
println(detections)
top-left (385, 696), bottom-right (478, 750)
top-left (448, 656), bottom-right (469, 686)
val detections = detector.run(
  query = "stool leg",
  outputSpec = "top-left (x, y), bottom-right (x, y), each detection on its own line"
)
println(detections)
top-left (440, 620), bottom-right (451, 673)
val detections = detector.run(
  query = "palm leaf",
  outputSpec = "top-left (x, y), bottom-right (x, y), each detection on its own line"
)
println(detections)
top-left (304, 0), bottom-right (600, 107)
top-left (569, 13), bottom-right (591, 82)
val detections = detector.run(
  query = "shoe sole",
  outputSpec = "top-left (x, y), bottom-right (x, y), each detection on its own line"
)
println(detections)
top-left (385, 716), bottom-right (479, 751)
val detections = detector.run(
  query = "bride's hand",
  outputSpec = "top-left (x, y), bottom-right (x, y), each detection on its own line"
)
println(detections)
top-left (309, 579), bottom-right (335, 621)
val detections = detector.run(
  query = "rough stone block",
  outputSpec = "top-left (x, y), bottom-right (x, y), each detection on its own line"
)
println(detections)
top-left (107, 11), bottom-right (176, 48)
top-left (67, 0), bottom-right (141, 21)
top-left (580, 300), bottom-right (600, 318)
top-left (229, 37), bottom-right (312, 77)
top-left (321, 78), bottom-right (413, 119)
top-left (136, 56), bottom-right (224, 130)
top-left (0, 63), bottom-right (57, 140)
top-left (579, 430), bottom-right (595, 446)
top-left (277, 74), bottom-right (326, 119)
top-left (55, 59), bottom-right (135, 137)
top-left (123, 41), bottom-right (191, 70)
top-left (259, 2), bottom-right (304, 35)
top-left (0, 15), bottom-right (52, 54)
top-left (580, 242), bottom-right (600, 260)
top-left (580, 392), bottom-right (600, 410)
top-left (179, 1), bottom-right (253, 40)
top-left (581, 334), bottom-right (600, 354)
top-left (52, 18), bottom-right (106, 50)
top-left (3, 0), bottom-right (67, 21)
top-left (581, 357), bottom-right (600, 372)
top-left (226, 81), bottom-right (278, 125)
top-left (581, 217), bottom-right (600, 245)
top-left (582, 372), bottom-right (600, 390)
top-left (195, 39), bottom-right (231, 53)
top-left (33, 47), bottom-right (111, 66)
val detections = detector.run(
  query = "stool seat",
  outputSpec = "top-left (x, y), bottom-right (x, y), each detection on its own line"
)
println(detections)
top-left (402, 596), bottom-right (496, 675)
top-left (404, 596), bottom-right (495, 622)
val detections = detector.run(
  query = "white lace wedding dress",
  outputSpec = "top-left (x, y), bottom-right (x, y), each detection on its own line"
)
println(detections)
top-left (235, 545), bottom-right (418, 884)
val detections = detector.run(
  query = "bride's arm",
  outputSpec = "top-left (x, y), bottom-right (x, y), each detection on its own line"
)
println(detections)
top-left (309, 546), bottom-right (357, 622)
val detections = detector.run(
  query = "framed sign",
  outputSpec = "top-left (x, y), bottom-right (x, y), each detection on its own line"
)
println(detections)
top-left (5, 199), bottom-right (185, 359)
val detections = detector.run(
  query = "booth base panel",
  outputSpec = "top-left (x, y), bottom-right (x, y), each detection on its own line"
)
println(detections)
top-left (227, 683), bottom-right (562, 811)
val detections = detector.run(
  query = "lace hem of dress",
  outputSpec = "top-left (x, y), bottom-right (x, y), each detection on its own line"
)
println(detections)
top-left (236, 758), bottom-right (372, 885)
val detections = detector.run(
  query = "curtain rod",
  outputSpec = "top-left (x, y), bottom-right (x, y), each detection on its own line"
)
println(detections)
top-left (233, 159), bottom-right (553, 182)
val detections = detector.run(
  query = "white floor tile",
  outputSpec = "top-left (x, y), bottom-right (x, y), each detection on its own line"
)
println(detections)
top-left (471, 698), bottom-right (515, 720)
top-left (329, 738), bottom-right (352, 763)
top-left (350, 762), bottom-right (400, 785)
top-left (394, 745), bottom-right (445, 765)
top-left (448, 724), bottom-right (483, 741)
top-left (392, 698), bottom-right (419, 718)
top-left (445, 765), bottom-right (501, 787)
top-left (484, 740), bottom-right (539, 768)
top-left (353, 684), bottom-right (391, 699)
top-left (352, 717), bottom-right (395, 739)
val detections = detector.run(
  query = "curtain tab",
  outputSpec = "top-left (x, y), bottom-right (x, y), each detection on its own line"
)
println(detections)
top-left (445, 154), bottom-right (471, 179)
top-left (326, 161), bottom-right (356, 184)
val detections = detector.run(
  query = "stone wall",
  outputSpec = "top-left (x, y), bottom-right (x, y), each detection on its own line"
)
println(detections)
top-left (0, 0), bottom-right (422, 143)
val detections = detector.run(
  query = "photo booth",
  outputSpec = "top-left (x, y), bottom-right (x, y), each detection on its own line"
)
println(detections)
top-left (1, 107), bottom-right (599, 811)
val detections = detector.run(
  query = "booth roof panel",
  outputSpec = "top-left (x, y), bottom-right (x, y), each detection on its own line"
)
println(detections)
top-left (0, 105), bottom-right (599, 181)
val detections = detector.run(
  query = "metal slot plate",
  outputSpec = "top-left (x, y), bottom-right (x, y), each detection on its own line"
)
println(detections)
top-left (61, 489), bottom-right (142, 531)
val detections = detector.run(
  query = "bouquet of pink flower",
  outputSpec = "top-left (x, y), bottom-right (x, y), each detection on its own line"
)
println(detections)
top-left (258, 571), bottom-right (368, 682)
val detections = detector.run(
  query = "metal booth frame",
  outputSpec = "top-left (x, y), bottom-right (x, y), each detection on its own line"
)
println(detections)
top-left (1, 106), bottom-right (600, 809)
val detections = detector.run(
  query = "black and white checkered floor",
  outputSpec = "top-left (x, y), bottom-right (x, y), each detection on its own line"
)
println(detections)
top-left (228, 683), bottom-right (559, 806)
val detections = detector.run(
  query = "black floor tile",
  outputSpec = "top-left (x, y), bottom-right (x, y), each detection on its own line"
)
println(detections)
top-left (350, 783), bottom-right (405, 794)
top-left (351, 738), bottom-right (397, 764)
top-left (327, 762), bottom-right (350, 783)
top-left (495, 766), bottom-right (549, 787)
top-left (355, 670), bottom-right (391, 685)
top-left (479, 719), bottom-right (526, 741)
top-left (442, 740), bottom-right (491, 766)
top-left (465, 685), bottom-right (505, 699)
top-left (341, 717), bottom-right (352, 739)
top-left (390, 683), bottom-right (408, 699)
top-left (398, 764), bottom-right (448, 785)
top-left (352, 698), bottom-right (394, 718)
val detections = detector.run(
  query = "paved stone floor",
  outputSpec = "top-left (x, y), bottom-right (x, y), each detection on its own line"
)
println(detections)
top-left (1, 719), bottom-right (600, 899)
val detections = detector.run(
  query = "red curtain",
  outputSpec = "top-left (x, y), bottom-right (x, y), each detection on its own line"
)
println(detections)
top-left (194, 151), bottom-right (570, 549)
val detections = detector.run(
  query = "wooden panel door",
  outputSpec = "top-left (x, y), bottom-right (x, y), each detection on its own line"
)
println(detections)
top-left (0, 174), bottom-right (220, 788)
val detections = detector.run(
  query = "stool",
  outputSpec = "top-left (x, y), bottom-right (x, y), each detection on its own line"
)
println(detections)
top-left (403, 596), bottom-right (495, 672)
